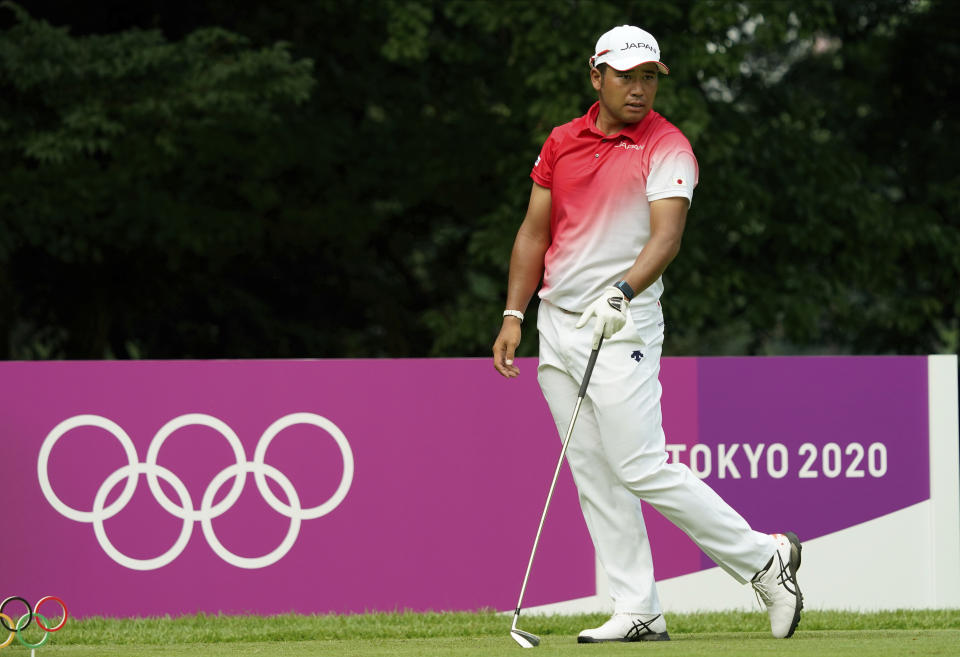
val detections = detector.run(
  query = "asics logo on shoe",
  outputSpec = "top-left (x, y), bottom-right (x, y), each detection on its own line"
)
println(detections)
top-left (626, 614), bottom-right (663, 640)
top-left (751, 532), bottom-right (804, 639)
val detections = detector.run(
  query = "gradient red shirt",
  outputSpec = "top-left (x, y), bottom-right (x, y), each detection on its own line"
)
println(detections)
top-left (531, 102), bottom-right (698, 311)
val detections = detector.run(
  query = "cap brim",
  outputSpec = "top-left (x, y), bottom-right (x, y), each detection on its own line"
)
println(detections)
top-left (605, 56), bottom-right (670, 75)
top-left (594, 51), bottom-right (670, 75)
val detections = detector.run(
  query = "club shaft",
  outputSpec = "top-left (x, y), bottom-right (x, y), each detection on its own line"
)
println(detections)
top-left (513, 395), bottom-right (584, 616)
top-left (513, 337), bottom-right (603, 618)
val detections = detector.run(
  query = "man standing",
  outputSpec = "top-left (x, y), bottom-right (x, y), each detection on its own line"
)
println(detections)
top-left (492, 25), bottom-right (803, 642)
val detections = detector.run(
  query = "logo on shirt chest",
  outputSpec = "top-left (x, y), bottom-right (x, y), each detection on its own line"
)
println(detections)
top-left (614, 141), bottom-right (643, 151)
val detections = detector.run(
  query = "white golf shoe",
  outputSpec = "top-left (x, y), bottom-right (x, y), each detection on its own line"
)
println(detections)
top-left (751, 532), bottom-right (803, 638)
top-left (577, 613), bottom-right (669, 643)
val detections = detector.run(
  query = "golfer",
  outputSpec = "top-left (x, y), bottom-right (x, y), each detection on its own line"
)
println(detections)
top-left (493, 25), bottom-right (803, 642)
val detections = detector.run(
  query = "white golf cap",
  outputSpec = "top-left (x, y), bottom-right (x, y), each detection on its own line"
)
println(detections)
top-left (590, 25), bottom-right (669, 74)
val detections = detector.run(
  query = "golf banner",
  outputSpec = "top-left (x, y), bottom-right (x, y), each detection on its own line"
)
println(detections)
top-left (0, 356), bottom-right (957, 618)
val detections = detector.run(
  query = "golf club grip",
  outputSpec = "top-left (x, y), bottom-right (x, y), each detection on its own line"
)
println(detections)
top-left (577, 336), bottom-right (604, 398)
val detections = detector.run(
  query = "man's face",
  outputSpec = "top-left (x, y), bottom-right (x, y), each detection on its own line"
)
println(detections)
top-left (591, 63), bottom-right (659, 129)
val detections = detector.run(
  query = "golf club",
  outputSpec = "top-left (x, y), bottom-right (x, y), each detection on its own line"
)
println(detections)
top-left (510, 334), bottom-right (604, 648)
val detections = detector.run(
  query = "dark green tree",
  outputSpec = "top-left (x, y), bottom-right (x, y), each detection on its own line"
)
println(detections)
top-left (2, 1), bottom-right (956, 359)
top-left (0, 1), bottom-right (315, 357)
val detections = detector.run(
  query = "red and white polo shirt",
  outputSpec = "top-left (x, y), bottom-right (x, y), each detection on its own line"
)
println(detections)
top-left (531, 102), bottom-right (698, 311)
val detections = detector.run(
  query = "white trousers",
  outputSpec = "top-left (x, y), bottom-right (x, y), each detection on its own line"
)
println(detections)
top-left (536, 299), bottom-right (775, 614)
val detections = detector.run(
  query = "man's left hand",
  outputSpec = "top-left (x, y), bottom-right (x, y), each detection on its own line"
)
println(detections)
top-left (576, 286), bottom-right (629, 343)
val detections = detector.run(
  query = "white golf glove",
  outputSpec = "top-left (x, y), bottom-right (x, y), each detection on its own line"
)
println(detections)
top-left (576, 286), bottom-right (629, 344)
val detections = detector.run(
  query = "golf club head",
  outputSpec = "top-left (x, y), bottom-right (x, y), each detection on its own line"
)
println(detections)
top-left (510, 628), bottom-right (540, 648)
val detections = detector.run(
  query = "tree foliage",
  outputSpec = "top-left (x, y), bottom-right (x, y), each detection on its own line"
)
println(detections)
top-left (1, 0), bottom-right (956, 359)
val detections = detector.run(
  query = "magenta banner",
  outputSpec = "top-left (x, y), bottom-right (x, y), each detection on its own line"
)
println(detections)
top-left (1, 359), bottom-right (593, 618)
top-left (0, 357), bottom-right (930, 618)
top-left (650, 356), bottom-right (929, 579)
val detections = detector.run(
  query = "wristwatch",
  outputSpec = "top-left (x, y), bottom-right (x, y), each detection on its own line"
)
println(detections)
top-left (613, 280), bottom-right (635, 300)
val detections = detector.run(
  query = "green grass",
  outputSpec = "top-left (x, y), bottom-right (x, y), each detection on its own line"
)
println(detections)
top-left (7, 610), bottom-right (960, 656)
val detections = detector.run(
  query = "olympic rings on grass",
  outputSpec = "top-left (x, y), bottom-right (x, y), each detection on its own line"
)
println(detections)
top-left (0, 596), bottom-right (68, 651)
top-left (0, 598), bottom-right (30, 632)
top-left (34, 596), bottom-right (68, 632)
top-left (0, 613), bottom-right (13, 650)
top-left (15, 613), bottom-right (50, 649)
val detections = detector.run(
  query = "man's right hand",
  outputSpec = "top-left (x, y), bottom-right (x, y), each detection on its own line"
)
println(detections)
top-left (493, 318), bottom-right (522, 378)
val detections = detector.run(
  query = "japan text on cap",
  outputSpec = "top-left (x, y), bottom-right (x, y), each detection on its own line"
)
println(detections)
top-left (589, 25), bottom-right (670, 74)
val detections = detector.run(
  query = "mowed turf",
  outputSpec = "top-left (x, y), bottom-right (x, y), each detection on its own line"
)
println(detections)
top-left (9, 610), bottom-right (960, 657)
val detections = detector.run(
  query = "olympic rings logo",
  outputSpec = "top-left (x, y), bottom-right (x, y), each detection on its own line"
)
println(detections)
top-left (0, 596), bottom-right (68, 650)
top-left (37, 413), bottom-right (354, 571)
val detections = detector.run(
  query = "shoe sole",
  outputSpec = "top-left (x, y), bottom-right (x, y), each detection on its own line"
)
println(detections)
top-left (577, 632), bottom-right (670, 643)
top-left (783, 531), bottom-right (804, 639)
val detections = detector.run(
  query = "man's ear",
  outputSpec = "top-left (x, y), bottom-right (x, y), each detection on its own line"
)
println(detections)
top-left (590, 67), bottom-right (603, 91)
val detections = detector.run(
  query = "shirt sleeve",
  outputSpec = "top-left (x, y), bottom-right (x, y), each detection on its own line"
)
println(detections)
top-left (530, 129), bottom-right (560, 188)
top-left (646, 132), bottom-right (699, 205)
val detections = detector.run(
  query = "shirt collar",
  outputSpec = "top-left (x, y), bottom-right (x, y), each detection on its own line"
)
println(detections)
top-left (577, 101), bottom-right (653, 143)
